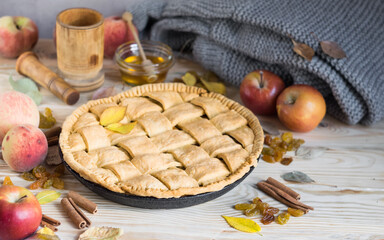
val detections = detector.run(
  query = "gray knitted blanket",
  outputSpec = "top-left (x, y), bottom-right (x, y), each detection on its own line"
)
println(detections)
top-left (127, 0), bottom-right (384, 125)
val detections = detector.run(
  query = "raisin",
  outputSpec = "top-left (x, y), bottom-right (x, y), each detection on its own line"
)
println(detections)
top-left (29, 180), bottom-right (40, 190)
top-left (274, 150), bottom-right (284, 162)
top-left (43, 179), bottom-right (53, 189)
top-left (54, 164), bottom-right (65, 176)
top-left (281, 157), bottom-right (293, 166)
top-left (32, 165), bottom-right (47, 178)
top-left (276, 212), bottom-right (290, 225)
top-left (262, 147), bottom-right (274, 156)
top-left (260, 213), bottom-right (275, 225)
top-left (281, 132), bottom-right (293, 143)
top-left (287, 207), bottom-right (304, 217)
top-left (252, 197), bottom-right (262, 204)
top-left (21, 172), bottom-right (36, 181)
top-left (234, 203), bottom-right (256, 210)
top-left (244, 207), bottom-right (260, 217)
top-left (262, 155), bottom-right (275, 163)
top-left (264, 135), bottom-right (272, 145)
top-left (264, 206), bottom-right (279, 215)
top-left (52, 177), bottom-right (65, 189)
top-left (39, 107), bottom-right (56, 129)
top-left (256, 202), bottom-right (269, 214)
top-left (3, 176), bottom-right (13, 185)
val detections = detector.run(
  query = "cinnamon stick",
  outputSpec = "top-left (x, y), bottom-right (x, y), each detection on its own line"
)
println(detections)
top-left (40, 220), bottom-right (58, 232)
top-left (44, 126), bottom-right (62, 139)
top-left (61, 197), bottom-right (91, 229)
top-left (256, 182), bottom-right (311, 213)
top-left (266, 177), bottom-right (301, 200)
top-left (42, 214), bottom-right (61, 226)
top-left (47, 136), bottom-right (59, 147)
top-left (67, 191), bottom-right (98, 214)
top-left (259, 181), bottom-right (313, 210)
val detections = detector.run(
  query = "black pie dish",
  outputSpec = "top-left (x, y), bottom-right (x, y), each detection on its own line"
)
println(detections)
top-left (59, 146), bottom-right (257, 209)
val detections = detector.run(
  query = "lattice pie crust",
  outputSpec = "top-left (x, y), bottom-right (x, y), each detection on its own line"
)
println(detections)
top-left (60, 83), bottom-right (263, 198)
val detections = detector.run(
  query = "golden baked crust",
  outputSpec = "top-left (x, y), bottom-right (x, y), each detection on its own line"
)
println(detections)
top-left (60, 83), bottom-right (263, 198)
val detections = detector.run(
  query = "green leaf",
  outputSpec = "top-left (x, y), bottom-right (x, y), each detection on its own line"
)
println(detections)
top-left (36, 190), bottom-right (61, 205)
top-left (222, 216), bottom-right (262, 234)
top-left (281, 171), bottom-right (315, 183)
top-left (9, 75), bottom-right (42, 105)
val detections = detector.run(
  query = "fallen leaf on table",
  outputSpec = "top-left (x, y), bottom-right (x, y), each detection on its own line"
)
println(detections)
top-left (296, 146), bottom-right (327, 159)
top-left (200, 78), bottom-right (226, 95)
top-left (9, 75), bottom-right (42, 105)
top-left (291, 38), bottom-right (315, 61)
top-left (281, 171), bottom-right (315, 183)
top-left (222, 216), bottom-right (262, 234)
top-left (181, 72), bottom-right (197, 86)
top-left (36, 190), bottom-right (61, 205)
top-left (105, 122), bottom-right (137, 134)
top-left (91, 86), bottom-right (116, 100)
top-left (78, 226), bottom-right (123, 240)
top-left (259, 119), bottom-right (280, 136)
top-left (100, 106), bottom-right (126, 126)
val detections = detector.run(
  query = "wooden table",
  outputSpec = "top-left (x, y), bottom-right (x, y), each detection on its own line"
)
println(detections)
top-left (1, 40), bottom-right (384, 240)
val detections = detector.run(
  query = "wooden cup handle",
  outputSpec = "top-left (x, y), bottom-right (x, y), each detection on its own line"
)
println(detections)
top-left (16, 51), bottom-right (80, 105)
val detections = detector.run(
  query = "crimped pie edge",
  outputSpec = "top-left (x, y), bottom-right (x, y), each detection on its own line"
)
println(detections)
top-left (60, 83), bottom-right (264, 198)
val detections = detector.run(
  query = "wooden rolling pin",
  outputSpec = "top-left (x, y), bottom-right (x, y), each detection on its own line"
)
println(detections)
top-left (16, 51), bottom-right (80, 105)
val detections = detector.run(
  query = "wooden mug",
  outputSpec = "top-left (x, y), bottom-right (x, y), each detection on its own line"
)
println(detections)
top-left (56, 8), bottom-right (104, 92)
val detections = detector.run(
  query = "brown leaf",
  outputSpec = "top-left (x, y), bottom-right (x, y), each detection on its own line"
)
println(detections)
top-left (320, 41), bottom-right (346, 59)
top-left (311, 32), bottom-right (346, 59)
top-left (291, 38), bottom-right (315, 61)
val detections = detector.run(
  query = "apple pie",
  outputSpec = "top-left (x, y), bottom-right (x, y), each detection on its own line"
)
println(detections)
top-left (60, 83), bottom-right (263, 198)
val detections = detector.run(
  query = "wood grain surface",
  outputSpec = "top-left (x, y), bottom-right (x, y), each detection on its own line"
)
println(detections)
top-left (1, 40), bottom-right (383, 240)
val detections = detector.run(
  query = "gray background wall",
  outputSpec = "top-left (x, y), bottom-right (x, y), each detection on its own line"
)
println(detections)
top-left (0, 0), bottom-right (134, 38)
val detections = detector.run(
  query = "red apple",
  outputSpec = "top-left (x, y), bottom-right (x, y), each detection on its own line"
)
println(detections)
top-left (0, 185), bottom-right (42, 240)
top-left (240, 70), bottom-right (285, 115)
top-left (104, 16), bottom-right (138, 58)
top-left (276, 84), bottom-right (326, 132)
top-left (0, 16), bottom-right (38, 58)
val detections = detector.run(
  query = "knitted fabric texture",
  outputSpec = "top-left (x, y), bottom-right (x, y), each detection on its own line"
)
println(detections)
top-left (127, 0), bottom-right (384, 125)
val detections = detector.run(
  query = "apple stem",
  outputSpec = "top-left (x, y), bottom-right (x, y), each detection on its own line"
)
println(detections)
top-left (16, 195), bottom-right (28, 203)
top-left (259, 71), bottom-right (264, 88)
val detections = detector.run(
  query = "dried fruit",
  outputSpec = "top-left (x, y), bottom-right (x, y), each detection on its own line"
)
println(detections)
top-left (21, 172), bottom-right (37, 181)
top-left (256, 202), bottom-right (269, 214)
top-left (29, 180), bottom-right (40, 190)
top-left (281, 157), bottom-right (293, 166)
top-left (222, 216), bottom-right (262, 234)
top-left (99, 106), bottom-right (126, 126)
top-left (244, 207), bottom-right (260, 217)
top-left (276, 212), bottom-right (290, 225)
top-left (264, 207), bottom-right (279, 215)
top-left (39, 108), bottom-right (56, 129)
top-left (43, 179), bottom-right (53, 189)
top-left (52, 177), bottom-right (65, 189)
top-left (3, 176), bottom-right (14, 185)
top-left (234, 203), bottom-right (256, 210)
top-left (260, 213), bottom-right (275, 225)
top-left (261, 132), bottom-right (304, 164)
top-left (287, 207), bottom-right (305, 217)
top-left (32, 165), bottom-right (47, 179)
top-left (252, 197), bottom-right (262, 204)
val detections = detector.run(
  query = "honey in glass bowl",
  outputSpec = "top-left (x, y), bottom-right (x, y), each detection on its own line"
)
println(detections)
top-left (115, 40), bottom-right (174, 85)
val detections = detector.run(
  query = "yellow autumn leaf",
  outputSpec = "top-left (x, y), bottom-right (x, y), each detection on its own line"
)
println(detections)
top-left (181, 72), bottom-right (197, 86)
top-left (222, 216), bottom-right (262, 234)
top-left (105, 122), bottom-right (137, 134)
top-left (37, 227), bottom-right (55, 236)
top-left (36, 190), bottom-right (61, 205)
top-left (200, 78), bottom-right (226, 95)
top-left (100, 106), bottom-right (126, 126)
